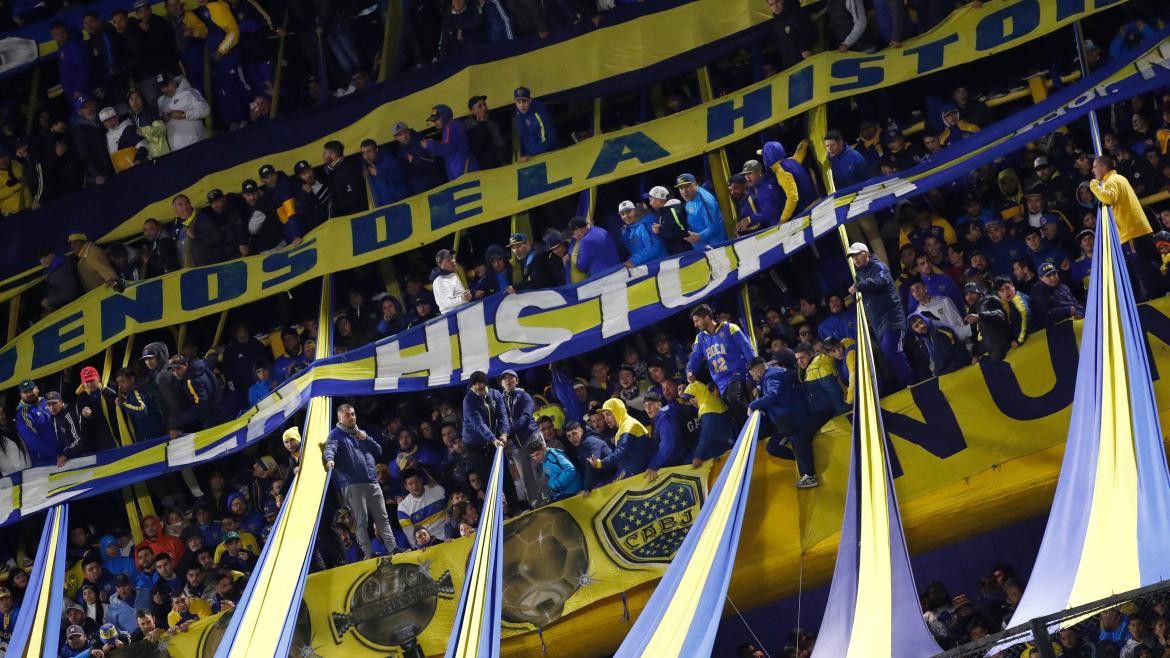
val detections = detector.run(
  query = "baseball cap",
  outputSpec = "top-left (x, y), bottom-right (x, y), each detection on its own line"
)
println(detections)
top-left (468, 94), bottom-right (487, 109)
top-left (618, 200), bottom-right (636, 213)
top-left (392, 121), bottom-right (409, 135)
top-left (435, 248), bottom-right (453, 264)
top-left (155, 73), bottom-right (175, 86)
top-left (0, 587), bottom-right (9, 598)
top-left (1077, 229), bottom-right (1094, 242)
top-left (44, 391), bottom-right (63, 402)
top-left (67, 624), bottom-right (85, 638)
top-left (507, 232), bottom-right (528, 246)
top-left (675, 173), bottom-right (697, 187)
top-left (427, 104), bottom-right (452, 122)
top-left (984, 218), bottom-right (1004, 229)
top-left (1033, 156), bottom-right (1050, 169)
top-left (72, 95), bottom-right (93, 111)
top-left (114, 573), bottom-right (132, 586)
top-left (18, 379), bottom-right (35, 392)
top-left (166, 355), bottom-right (189, 370)
top-left (67, 232), bottom-right (88, 242)
top-left (293, 160), bottom-right (312, 173)
top-left (222, 531), bottom-right (241, 542)
top-left (500, 369), bottom-right (519, 380)
top-left (258, 164), bottom-right (277, 178)
top-left (80, 366), bottom-right (99, 383)
top-left (133, 0), bottom-right (149, 8)
top-left (1039, 262), bottom-right (1058, 276)
top-left (847, 242), bottom-right (869, 255)
top-left (741, 160), bottom-right (763, 174)
top-left (98, 107), bottom-right (117, 122)
top-left (647, 186), bottom-right (670, 200)
top-left (469, 371), bottom-right (489, 385)
top-left (207, 189), bottom-right (224, 202)
top-left (1039, 215), bottom-right (1061, 227)
top-left (241, 179), bottom-right (259, 193)
top-left (100, 623), bottom-right (118, 640)
top-left (513, 86), bottom-right (532, 100)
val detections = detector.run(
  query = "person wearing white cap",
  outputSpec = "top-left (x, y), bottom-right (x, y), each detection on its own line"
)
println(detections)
top-left (647, 186), bottom-right (696, 254)
top-left (431, 248), bottom-right (472, 314)
top-left (846, 242), bottom-right (914, 387)
top-left (619, 198), bottom-right (666, 268)
top-left (100, 107), bottom-right (147, 170)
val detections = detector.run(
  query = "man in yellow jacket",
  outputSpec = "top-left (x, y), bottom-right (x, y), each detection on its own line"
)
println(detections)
top-left (1090, 154), bottom-right (1152, 243)
top-left (68, 233), bottom-right (120, 291)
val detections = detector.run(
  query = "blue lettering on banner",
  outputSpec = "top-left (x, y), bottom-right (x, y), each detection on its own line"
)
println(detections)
top-left (99, 280), bottom-right (164, 341)
top-left (32, 311), bottom-right (85, 369)
top-left (587, 132), bottom-right (672, 179)
top-left (786, 66), bottom-right (814, 110)
top-left (428, 180), bottom-right (484, 230)
top-left (975, 0), bottom-right (1040, 51)
top-left (261, 240), bottom-right (318, 290)
top-left (1055, 0), bottom-right (1084, 20)
top-left (517, 162), bottom-right (573, 200)
top-left (903, 33), bottom-right (960, 74)
top-left (829, 55), bottom-right (886, 93)
top-left (350, 204), bottom-right (413, 257)
top-left (705, 87), bottom-right (773, 143)
top-left (179, 263), bottom-right (248, 311)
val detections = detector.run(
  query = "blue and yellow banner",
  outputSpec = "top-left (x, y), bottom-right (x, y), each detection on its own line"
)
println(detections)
top-left (446, 445), bottom-right (505, 658)
top-left (614, 412), bottom-right (760, 658)
top-left (1006, 204), bottom-right (1170, 624)
top-left (3, 14), bottom-right (1161, 392)
top-left (811, 302), bottom-right (939, 658)
top-left (0, 0), bottom-right (1125, 289)
top-left (5, 505), bottom-right (68, 658)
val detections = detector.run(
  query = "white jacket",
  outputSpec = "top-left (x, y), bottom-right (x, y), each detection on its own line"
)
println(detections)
top-left (158, 77), bottom-right (210, 151)
top-left (433, 270), bottom-right (469, 315)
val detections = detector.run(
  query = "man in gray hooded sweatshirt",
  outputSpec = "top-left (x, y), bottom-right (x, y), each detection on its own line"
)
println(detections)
top-left (141, 341), bottom-right (184, 432)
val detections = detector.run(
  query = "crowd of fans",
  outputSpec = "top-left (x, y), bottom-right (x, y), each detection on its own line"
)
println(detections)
top-left (0, 1), bottom-right (1170, 655)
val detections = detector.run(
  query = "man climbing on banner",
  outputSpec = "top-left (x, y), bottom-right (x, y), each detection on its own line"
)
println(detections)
top-left (686, 303), bottom-right (756, 425)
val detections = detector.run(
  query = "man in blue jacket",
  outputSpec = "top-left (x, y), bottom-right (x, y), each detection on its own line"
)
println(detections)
top-left (324, 403), bottom-right (401, 558)
top-left (462, 371), bottom-right (528, 507)
top-left (686, 303), bottom-right (757, 424)
top-left (423, 104), bottom-right (479, 181)
top-left (527, 439), bottom-right (580, 501)
top-left (513, 86), bottom-right (557, 161)
top-left (619, 200), bottom-right (666, 267)
top-left (759, 141), bottom-right (816, 223)
top-left (643, 392), bottom-right (686, 481)
top-left (748, 356), bottom-right (816, 487)
top-left (393, 121), bottom-right (447, 194)
top-left (361, 139), bottom-right (410, 207)
top-left (904, 312), bottom-right (969, 382)
top-left (15, 379), bottom-right (59, 464)
top-left (501, 369), bottom-right (546, 506)
top-left (824, 130), bottom-right (872, 188)
top-left (848, 242), bottom-right (914, 388)
top-left (567, 216), bottom-right (620, 282)
top-left (675, 174), bottom-right (727, 249)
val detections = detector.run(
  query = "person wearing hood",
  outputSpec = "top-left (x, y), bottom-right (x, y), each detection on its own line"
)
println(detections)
top-left (393, 121), bottom-right (447, 193)
top-left (473, 244), bottom-right (512, 297)
top-left (157, 73), bottom-right (210, 151)
top-left (939, 106), bottom-right (979, 146)
top-left (675, 173), bottom-right (726, 249)
top-left (141, 341), bottom-right (184, 429)
top-left (760, 141), bottom-right (816, 223)
top-left (70, 96), bottom-right (116, 184)
top-left (995, 168), bottom-right (1025, 225)
top-left (904, 312), bottom-right (968, 382)
top-left (100, 535), bottom-right (136, 578)
top-left (166, 354), bottom-right (229, 435)
top-left (324, 403), bottom-right (401, 558)
top-left (513, 86), bottom-right (557, 160)
top-left (768, 0), bottom-right (816, 69)
top-left (38, 248), bottom-right (80, 313)
top-left (619, 198), bottom-right (667, 266)
top-left (431, 248), bottom-right (472, 314)
top-left (588, 398), bottom-right (651, 480)
top-left (360, 138), bottom-right (410, 207)
top-left (847, 243), bottom-right (914, 387)
top-left (567, 216), bottom-right (620, 282)
top-left (1030, 262), bottom-right (1085, 328)
top-left (423, 104), bottom-right (479, 181)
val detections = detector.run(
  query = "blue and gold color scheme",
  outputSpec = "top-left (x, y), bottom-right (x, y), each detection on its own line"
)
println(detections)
top-left (596, 473), bottom-right (705, 567)
top-left (1008, 205), bottom-right (1170, 624)
top-left (810, 300), bottom-right (940, 658)
top-left (446, 444), bottom-right (505, 658)
top-left (612, 412), bottom-right (760, 658)
top-left (6, 505), bottom-right (69, 658)
top-left (212, 276), bottom-right (336, 657)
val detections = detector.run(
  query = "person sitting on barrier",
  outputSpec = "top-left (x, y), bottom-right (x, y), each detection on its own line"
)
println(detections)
top-left (678, 380), bottom-right (733, 468)
top-left (686, 303), bottom-right (756, 426)
top-left (847, 242), bottom-right (914, 389)
top-left (904, 312), bottom-right (969, 382)
top-left (619, 199), bottom-right (667, 268)
top-left (748, 356), bottom-right (817, 488)
top-left (675, 173), bottom-right (726, 250)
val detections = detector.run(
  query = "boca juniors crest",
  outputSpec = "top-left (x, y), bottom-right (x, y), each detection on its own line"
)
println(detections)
top-left (595, 473), bottom-right (706, 568)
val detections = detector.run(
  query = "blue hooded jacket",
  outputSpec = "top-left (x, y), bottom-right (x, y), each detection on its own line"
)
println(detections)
top-left (515, 99), bottom-right (557, 157)
top-left (424, 105), bottom-right (479, 181)
top-left (99, 535), bottom-right (136, 578)
top-left (541, 447), bottom-right (580, 500)
top-left (761, 141), bottom-right (817, 222)
top-left (684, 186), bottom-right (727, 249)
top-left (621, 215), bottom-right (666, 266)
top-left (366, 148), bottom-right (411, 206)
top-left (748, 366), bottom-right (808, 430)
top-left (648, 403), bottom-right (687, 470)
top-left (904, 312), bottom-right (969, 381)
top-left (15, 398), bottom-right (57, 463)
top-left (571, 225), bottom-right (620, 279)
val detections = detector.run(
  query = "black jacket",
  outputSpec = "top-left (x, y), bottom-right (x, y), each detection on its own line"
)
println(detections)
top-left (516, 249), bottom-right (565, 291)
top-left (70, 119), bottom-right (114, 179)
top-left (465, 117), bottom-right (510, 170)
top-left (322, 156), bottom-right (368, 218)
top-left (139, 235), bottom-right (181, 278)
top-left (50, 405), bottom-right (90, 459)
top-left (1029, 281), bottom-right (1084, 328)
top-left (770, 3), bottom-right (817, 70)
top-left (188, 207), bottom-right (232, 266)
top-left (655, 205), bottom-right (692, 255)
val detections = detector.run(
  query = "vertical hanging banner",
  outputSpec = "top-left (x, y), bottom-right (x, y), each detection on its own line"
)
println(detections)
top-left (6, 505), bottom-right (69, 658)
top-left (613, 412), bottom-right (761, 657)
top-left (810, 303), bottom-right (940, 658)
top-left (1006, 206), bottom-right (1170, 625)
top-left (445, 446), bottom-right (506, 658)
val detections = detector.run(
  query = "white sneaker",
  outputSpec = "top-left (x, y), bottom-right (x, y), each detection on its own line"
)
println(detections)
top-left (796, 474), bottom-right (819, 489)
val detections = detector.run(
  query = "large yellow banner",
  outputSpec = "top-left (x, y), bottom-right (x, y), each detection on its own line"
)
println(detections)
top-left (0, 0), bottom-right (1127, 391)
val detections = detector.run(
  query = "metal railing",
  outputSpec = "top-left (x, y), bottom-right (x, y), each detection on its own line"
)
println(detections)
top-left (936, 579), bottom-right (1170, 658)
